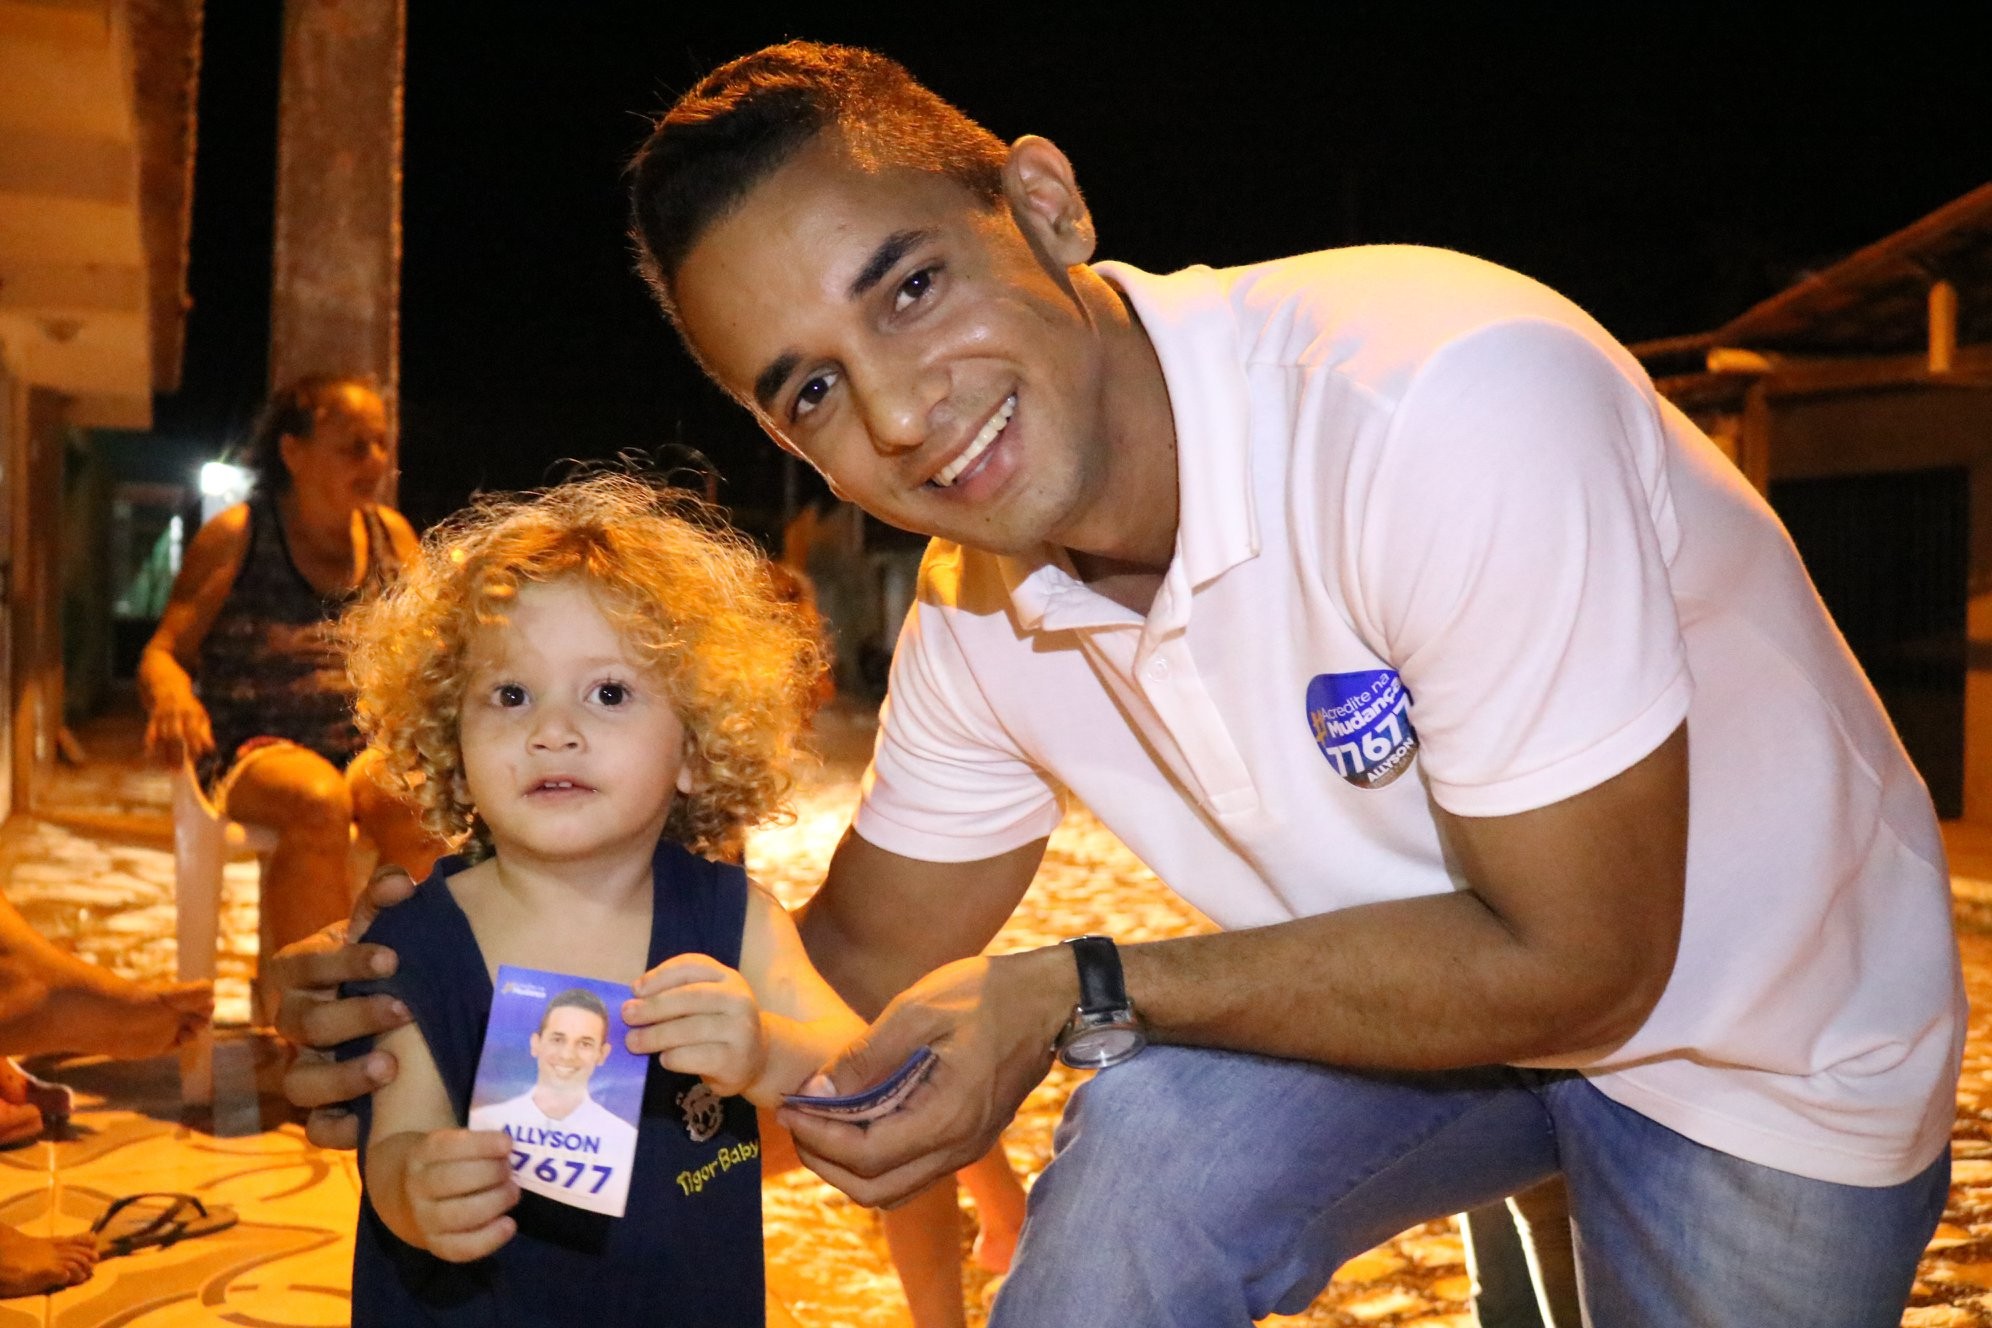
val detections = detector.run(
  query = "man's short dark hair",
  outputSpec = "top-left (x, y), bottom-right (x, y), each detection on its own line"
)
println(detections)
top-left (538, 988), bottom-right (611, 1036)
top-left (627, 40), bottom-right (1009, 326)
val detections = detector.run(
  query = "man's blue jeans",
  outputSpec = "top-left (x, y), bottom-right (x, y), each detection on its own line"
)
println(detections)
top-left (989, 1047), bottom-right (1948, 1327)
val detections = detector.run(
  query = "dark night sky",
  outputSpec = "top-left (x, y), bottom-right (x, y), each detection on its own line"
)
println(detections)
top-left (154, 3), bottom-right (1990, 537)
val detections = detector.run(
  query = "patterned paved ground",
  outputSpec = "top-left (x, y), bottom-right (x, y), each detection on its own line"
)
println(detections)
top-left (2, 705), bottom-right (1990, 1325)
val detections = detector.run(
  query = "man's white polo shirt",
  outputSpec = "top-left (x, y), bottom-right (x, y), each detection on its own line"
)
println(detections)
top-left (853, 246), bottom-right (1964, 1187)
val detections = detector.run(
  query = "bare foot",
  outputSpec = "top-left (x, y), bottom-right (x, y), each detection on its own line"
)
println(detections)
top-left (35, 974), bottom-right (213, 1062)
top-left (971, 1221), bottom-right (1017, 1275)
top-left (0, 1225), bottom-right (94, 1297)
top-left (961, 1145), bottom-right (1026, 1275)
top-left (0, 894), bottom-right (214, 1061)
top-left (0, 1102), bottom-right (41, 1149)
top-left (15, 1071), bottom-right (71, 1127)
top-left (0, 1059), bottom-right (71, 1127)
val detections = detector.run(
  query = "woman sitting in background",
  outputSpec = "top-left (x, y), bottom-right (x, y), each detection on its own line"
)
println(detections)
top-left (139, 375), bottom-right (446, 996)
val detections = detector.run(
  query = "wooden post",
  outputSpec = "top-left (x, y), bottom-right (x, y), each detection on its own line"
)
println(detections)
top-left (9, 389), bottom-right (65, 812)
top-left (1931, 280), bottom-right (1959, 375)
top-left (1738, 381), bottom-right (1773, 496)
top-left (0, 366), bottom-right (16, 821)
top-left (269, 0), bottom-right (405, 499)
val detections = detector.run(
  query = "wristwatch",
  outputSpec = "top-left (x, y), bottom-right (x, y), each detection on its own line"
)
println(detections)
top-left (1054, 935), bottom-right (1147, 1070)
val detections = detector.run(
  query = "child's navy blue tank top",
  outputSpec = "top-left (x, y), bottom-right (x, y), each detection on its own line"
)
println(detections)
top-left (345, 838), bottom-right (764, 1326)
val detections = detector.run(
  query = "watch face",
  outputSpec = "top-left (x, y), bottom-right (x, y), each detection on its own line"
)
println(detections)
top-left (1062, 1024), bottom-right (1145, 1070)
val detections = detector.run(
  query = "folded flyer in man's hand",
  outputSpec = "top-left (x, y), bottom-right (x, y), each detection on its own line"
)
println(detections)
top-left (468, 966), bottom-right (646, 1217)
top-left (783, 1047), bottom-right (937, 1124)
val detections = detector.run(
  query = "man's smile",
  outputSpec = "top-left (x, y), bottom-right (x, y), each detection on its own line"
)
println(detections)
top-left (930, 393), bottom-right (1017, 490)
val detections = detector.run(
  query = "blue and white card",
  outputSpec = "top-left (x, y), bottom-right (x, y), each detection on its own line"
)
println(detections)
top-left (469, 965), bottom-right (645, 1217)
top-left (783, 1047), bottom-right (936, 1124)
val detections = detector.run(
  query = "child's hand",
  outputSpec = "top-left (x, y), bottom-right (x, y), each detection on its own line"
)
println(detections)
top-left (624, 954), bottom-right (769, 1099)
top-left (405, 1129), bottom-right (520, 1262)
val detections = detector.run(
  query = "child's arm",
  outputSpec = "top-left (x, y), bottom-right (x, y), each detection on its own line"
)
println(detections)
top-left (739, 883), bottom-right (868, 1097)
top-left (365, 1020), bottom-right (520, 1262)
top-left (625, 884), bottom-right (864, 1107)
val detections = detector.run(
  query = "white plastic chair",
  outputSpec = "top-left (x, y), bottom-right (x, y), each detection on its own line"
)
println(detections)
top-left (172, 759), bottom-right (376, 1105)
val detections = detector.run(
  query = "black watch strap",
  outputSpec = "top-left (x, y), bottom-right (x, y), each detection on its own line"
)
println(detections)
top-left (1064, 935), bottom-right (1127, 1014)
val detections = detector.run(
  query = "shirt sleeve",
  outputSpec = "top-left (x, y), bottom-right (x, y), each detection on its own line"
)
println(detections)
top-left (1343, 318), bottom-right (1692, 816)
top-left (852, 575), bottom-right (1065, 863)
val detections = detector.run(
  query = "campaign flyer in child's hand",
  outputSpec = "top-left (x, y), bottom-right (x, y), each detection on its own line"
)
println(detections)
top-left (470, 966), bottom-right (644, 1217)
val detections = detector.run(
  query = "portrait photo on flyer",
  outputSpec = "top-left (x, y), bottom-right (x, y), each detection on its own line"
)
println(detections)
top-left (469, 965), bottom-right (645, 1217)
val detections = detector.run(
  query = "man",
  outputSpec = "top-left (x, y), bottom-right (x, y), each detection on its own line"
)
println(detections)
top-left (282, 42), bottom-right (1963, 1326)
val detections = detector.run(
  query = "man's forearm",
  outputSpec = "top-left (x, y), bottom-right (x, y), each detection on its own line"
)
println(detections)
top-left (813, 872), bottom-right (1658, 1074)
top-left (1116, 890), bottom-right (1650, 1072)
top-left (1116, 730), bottom-right (1689, 1071)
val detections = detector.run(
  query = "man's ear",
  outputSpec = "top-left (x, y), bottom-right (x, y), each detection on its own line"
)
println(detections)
top-left (1004, 135), bottom-right (1095, 268)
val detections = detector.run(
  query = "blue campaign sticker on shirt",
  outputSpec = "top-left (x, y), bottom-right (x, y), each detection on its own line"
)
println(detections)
top-left (1306, 669), bottom-right (1418, 789)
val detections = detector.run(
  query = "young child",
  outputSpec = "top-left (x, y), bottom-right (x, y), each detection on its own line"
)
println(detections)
top-left (338, 473), bottom-right (860, 1325)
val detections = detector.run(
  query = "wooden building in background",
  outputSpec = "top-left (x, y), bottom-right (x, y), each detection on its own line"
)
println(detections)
top-left (0, 0), bottom-right (200, 819)
top-left (1, 0), bottom-right (401, 822)
top-left (1635, 183), bottom-right (1992, 820)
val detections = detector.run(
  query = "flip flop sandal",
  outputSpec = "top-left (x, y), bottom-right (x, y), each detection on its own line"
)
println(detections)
top-left (90, 1192), bottom-right (239, 1258)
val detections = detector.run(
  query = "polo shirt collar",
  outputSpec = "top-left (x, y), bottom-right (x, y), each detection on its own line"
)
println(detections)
top-left (1001, 260), bottom-right (1260, 636)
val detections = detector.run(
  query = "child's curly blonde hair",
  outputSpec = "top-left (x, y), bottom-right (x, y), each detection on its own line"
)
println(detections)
top-left (342, 472), bottom-right (825, 860)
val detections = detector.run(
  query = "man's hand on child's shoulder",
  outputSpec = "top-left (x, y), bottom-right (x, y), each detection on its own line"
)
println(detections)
top-left (273, 863), bottom-right (421, 1148)
top-left (406, 1129), bottom-right (520, 1262)
top-left (622, 953), bottom-right (769, 1100)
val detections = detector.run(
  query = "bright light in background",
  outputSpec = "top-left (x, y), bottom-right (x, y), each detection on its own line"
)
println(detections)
top-left (200, 461), bottom-right (249, 497)
top-left (199, 461), bottom-right (253, 524)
